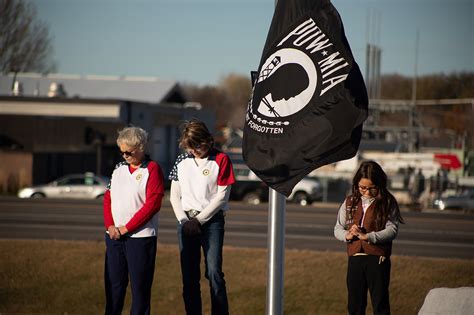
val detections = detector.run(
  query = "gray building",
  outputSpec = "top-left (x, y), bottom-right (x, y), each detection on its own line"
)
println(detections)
top-left (0, 73), bottom-right (213, 191)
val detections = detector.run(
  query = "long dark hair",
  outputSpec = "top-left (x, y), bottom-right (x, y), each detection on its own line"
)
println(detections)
top-left (350, 160), bottom-right (404, 229)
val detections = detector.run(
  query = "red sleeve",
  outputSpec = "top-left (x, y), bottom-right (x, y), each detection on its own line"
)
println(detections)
top-left (217, 152), bottom-right (235, 186)
top-left (125, 161), bottom-right (165, 233)
top-left (103, 189), bottom-right (114, 229)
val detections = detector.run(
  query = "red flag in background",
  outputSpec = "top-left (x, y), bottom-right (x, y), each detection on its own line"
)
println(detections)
top-left (243, 0), bottom-right (368, 197)
top-left (434, 153), bottom-right (462, 170)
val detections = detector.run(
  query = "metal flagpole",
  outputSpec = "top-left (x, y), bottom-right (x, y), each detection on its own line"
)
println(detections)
top-left (266, 1), bottom-right (285, 314)
top-left (266, 188), bottom-right (286, 315)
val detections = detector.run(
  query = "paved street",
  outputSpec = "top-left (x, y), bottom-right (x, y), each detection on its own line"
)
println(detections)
top-left (1, 197), bottom-right (473, 259)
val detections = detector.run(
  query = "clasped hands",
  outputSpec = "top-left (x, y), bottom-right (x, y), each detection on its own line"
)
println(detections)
top-left (182, 218), bottom-right (201, 236)
top-left (345, 224), bottom-right (368, 241)
top-left (107, 225), bottom-right (128, 240)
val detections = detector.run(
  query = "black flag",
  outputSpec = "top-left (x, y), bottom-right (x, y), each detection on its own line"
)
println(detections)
top-left (243, 0), bottom-right (368, 197)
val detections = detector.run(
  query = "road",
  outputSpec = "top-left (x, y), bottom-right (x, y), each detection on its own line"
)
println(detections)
top-left (0, 197), bottom-right (473, 259)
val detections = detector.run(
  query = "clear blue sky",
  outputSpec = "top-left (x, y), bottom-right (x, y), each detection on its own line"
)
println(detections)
top-left (34, 0), bottom-right (473, 86)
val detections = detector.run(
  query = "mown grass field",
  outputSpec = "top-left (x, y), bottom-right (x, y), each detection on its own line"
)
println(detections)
top-left (1, 240), bottom-right (473, 314)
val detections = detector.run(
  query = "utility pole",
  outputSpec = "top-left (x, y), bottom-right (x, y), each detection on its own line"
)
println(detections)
top-left (365, 8), bottom-right (382, 100)
top-left (409, 29), bottom-right (420, 152)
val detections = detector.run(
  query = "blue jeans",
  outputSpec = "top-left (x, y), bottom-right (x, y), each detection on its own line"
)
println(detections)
top-left (178, 210), bottom-right (229, 315)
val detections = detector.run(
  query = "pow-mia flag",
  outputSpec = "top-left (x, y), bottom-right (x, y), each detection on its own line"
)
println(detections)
top-left (243, 0), bottom-right (368, 197)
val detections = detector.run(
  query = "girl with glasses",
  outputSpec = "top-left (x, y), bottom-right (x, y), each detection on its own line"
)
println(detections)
top-left (334, 160), bottom-right (404, 315)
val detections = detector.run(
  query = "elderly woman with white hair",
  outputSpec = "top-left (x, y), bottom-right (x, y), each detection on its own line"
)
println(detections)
top-left (103, 126), bottom-right (164, 315)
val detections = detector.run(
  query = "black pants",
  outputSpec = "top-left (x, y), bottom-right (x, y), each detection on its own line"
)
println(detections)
top-left (104, 235), bottom-right (157, 315)
top-left (347, 255), bottom-right (391, 315)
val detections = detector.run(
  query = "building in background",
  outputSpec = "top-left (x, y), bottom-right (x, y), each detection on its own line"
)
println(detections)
top-left (0, 73), bottom-right (214, 193)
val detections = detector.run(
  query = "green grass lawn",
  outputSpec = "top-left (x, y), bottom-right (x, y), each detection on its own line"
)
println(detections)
top-left (1, 240), bottom-right (473, 314)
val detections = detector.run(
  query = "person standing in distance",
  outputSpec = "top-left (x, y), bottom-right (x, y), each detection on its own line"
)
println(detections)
top-left (103, 126), bottom-right (164, 315)
top-left (169, 119), bottom-right (235, 315)
top-left (334, 160), bottom-right (404, 315)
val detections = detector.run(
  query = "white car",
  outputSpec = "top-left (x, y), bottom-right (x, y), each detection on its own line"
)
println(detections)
top-left (17, 173), bottom-right (108, 199)
top-left (288, 177), bottom-right (323, 206)
top-left (231, 164), bottom-right (323, 206)
top-left (434, 189), bottom-right (474, 211)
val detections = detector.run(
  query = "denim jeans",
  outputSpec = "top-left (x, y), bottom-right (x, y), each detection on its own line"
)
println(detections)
top-left (178, 210), bottom-right (229, 315)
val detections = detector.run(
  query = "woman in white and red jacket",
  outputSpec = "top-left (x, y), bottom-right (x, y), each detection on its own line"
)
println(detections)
top-left (335, 160), bottom-right (404, 315)
top-left (103, 126), bottom-right (164, 315)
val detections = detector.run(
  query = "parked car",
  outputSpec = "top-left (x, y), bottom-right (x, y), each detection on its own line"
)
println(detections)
top-left (230, 164), bottom-right (322, 206)
top-left (229, 164), bottom-right (268, 204)
top-left (17, 173), bottom-right (109, 199)
top-left (288, 176), bottom-right (323, 206)
top-left (433, 189), bottom-right (474, 211)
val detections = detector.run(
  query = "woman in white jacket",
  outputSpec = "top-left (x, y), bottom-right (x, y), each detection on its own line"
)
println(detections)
top-left (169, 119), bottom-right (235, 315)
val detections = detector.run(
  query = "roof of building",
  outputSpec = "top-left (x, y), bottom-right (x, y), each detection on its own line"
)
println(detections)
top-left (0, 73), bottom-right (187, 104)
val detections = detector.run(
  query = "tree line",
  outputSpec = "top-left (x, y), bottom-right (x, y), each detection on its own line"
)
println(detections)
top-left (2, 0), bottom-right (472, 138)
top-left (185, 72), bottom-right (474, 129)
top-left (381, 72), bottom-right (474, 100)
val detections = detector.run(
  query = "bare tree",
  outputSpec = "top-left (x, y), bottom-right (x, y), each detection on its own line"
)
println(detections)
top-left (218, 74), bottom-right (252, 128)
top-left (0, 0), bottom-right (55, 74)
top-left (183, 84), bottom-right (232, 127)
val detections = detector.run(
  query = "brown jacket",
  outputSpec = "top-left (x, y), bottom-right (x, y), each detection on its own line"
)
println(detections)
top-left (345, 196), bottom-right (392, 257)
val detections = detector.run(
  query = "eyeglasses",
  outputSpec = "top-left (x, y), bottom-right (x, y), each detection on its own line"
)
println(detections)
top-left (119, 149), bottom-right (136, 157)
top-left (358, 185), bottom-right (378, 194)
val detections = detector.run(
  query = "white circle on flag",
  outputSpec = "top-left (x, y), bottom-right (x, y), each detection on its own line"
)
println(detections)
top-left (257, 48), bottom-right (317, 117)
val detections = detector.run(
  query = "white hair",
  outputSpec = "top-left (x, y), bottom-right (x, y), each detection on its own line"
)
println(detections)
top-left (116, 126), bottom-right (148, 151)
